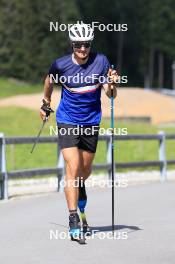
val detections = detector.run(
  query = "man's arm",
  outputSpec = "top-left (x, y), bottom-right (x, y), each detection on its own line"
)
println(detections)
top-left (40, 75), bottom-right (54, 120)
top-left (43, 75), bottom-right (53, 103)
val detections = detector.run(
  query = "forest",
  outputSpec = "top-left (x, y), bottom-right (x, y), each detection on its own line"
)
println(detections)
top-left (0, 0), bottom-right (175, 88)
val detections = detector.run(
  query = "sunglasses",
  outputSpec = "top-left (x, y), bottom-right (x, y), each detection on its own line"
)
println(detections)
top-left (72, 42), bottom-right (91, 49)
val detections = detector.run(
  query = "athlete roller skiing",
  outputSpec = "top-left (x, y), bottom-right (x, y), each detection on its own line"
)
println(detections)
top-left (40, 23), bottom-right (118, 243)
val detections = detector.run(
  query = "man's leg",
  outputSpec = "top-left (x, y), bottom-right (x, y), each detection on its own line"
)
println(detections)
top-left (78, 149), bottom-right (95, 232)
top-left (79, 149), bottom-right (95, 180)
top-left (62, 147), bottom-right (81, 210)
top-left (61, 147), bottom-right (82, 238)
top-left (62, 148), bottom-right (94, 212)
top-left (78, 149), bottom-right (95, 201)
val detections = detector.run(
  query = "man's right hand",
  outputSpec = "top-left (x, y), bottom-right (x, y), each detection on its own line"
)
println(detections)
top-left (40, 99), bottom-right (54, 121)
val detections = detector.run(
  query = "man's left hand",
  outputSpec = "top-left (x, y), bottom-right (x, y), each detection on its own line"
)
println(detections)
top-left (108, 69), bottom-right (119, 84)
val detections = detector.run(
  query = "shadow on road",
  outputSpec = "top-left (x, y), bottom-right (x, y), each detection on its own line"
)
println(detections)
top-left (91, 225), bottom-right (142, 234)
top-left (49, 222), bottom-right (142, 234)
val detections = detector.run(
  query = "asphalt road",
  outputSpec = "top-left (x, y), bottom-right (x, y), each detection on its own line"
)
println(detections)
top-left (0, 182), bottom-right (175, 264)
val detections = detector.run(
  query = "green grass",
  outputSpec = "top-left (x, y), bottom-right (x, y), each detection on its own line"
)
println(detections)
top-left (95, 120), bottom-right (175, 171)
top-left (0, 77), bottom-right (42, 98)
top-left (0, 106), bottom-right (175, 173)
top-left (0, 107), bottom-right (57, 171)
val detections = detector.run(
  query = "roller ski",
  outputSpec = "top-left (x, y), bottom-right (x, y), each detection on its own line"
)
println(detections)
top-left (69, 213), bottom-right (86, 244)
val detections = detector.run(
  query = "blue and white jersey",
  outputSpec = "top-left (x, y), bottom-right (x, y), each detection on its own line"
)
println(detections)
top-left (49, 52), bottom-right (110, 125)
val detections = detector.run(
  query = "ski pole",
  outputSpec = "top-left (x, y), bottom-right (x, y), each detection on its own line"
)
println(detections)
top-left (110, 64), bottom-right (115, 235)
top-left (30, 99), bottom-right (54, 154)
top-left (30, 117), bottom-right (48, 154)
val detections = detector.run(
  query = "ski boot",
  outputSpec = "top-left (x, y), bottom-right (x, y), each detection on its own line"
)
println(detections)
top-left (69, 213), bottom-right (85, 244)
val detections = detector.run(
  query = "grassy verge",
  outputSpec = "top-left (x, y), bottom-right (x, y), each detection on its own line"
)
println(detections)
top-left (0, 78), bottom-right (42, 98)
top-left (0, 106), bottom-right (175, 173)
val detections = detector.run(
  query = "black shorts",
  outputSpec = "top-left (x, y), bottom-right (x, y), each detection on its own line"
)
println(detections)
top-left (57, 123), bottom-right (100, 153)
